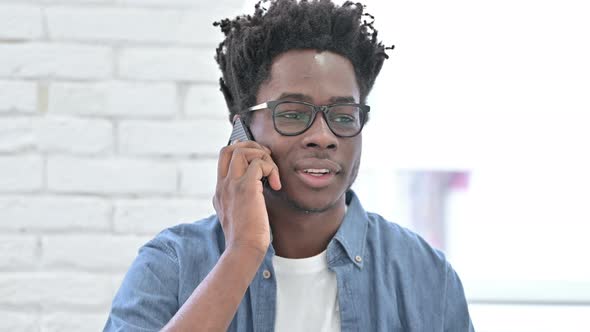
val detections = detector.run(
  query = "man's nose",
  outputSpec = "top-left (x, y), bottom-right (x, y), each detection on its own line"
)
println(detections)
top-left (300, 113), bottom-right (338, 149)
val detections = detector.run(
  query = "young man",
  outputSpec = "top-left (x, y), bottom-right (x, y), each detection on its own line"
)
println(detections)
top-left (104, 1), bottom-right (474, 331)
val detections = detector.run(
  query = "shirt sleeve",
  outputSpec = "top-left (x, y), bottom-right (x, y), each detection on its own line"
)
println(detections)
top-left (103, 237), bottom-right (180, 332)
top-left (443, 261), bottom-right (475, 332)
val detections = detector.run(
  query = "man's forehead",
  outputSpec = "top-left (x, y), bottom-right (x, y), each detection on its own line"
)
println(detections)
top-left (267, 50), bottom-right (357, 83)
top-left (258, 50), bottom-right (360, 103)
top-left (313, 52), bottom-right (328, 66)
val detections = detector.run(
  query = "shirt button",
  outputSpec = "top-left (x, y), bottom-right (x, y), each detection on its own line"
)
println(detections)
top-left (262, 269), bottom-right (271, 279)
top-left (355, 255), bottom-right (362, 263)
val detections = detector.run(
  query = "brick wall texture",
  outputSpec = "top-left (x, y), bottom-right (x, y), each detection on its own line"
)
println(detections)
top-left (0, 1), bottom-right (244, 330)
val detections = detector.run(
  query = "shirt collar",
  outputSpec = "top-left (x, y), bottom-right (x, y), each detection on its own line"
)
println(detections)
top-left (330, 190), bottom-right (370, 269)
top-left (264, 190), bottom-right (370, 268)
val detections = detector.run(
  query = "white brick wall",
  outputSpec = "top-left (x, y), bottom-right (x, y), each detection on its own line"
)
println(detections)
top-left (46, 7), bottom-right (219, 45)
top-left (119, 47), bottom-right (218, 82)
top-left (0, 196), bottom-right (111, 231)
top-left (0, 80), bottom-right (37, 113)
top-left (49, 81), bottom-right (177, 118)
top-left (47, 156), bottom-right (178, 194)
top-left (118, 119), bottom-right (230, 156)
top-left (0, 273), bottom-right (114, 309)
top-left (0, 155), bottom-right (43, 191)
top-left (0, 43), bottom-right (113, 79)
top-left (179, 159), bottom-right (219, 196)
top-left (0, 0), bottom-right (243, 330)
top-left (41, 235), bottom-right (151, 271)
top-left (0, 118), bottom-right (35, 152)
top-left (42, 313), bottom-right (107, 332)
top-left (185, 84), bottom-right (229, 120)
top-left (0, 5), bottom-right (43, 40)
top-left (114, 198), bottom-right (215, 234)
top-left (0, 312), bottom-right (37, 332)
top-left (34, 116), bottom-right (114, 154)
top-left (0, 236), bottom-right (38, 269)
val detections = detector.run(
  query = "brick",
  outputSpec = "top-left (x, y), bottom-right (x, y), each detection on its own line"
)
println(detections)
top-left (0, 196), bottom-right (111, 232)
top-left (47, 156), bottom-right (177, 195)
top-left (119, 47), bottom-right (220, 82)
top-left (110, 273), bottom-right (126, 294)
top-left (47, 7), bottom-right (222, 45)
top-left (42, 312), bottom-right (107, 332)
top-left (0, 311), bottom-right (38, 332)
top-left (33, 116), bottom-right (113, 154)
top-left (119, 120), bottom-right (230, 156)
top-left (0, 118), bottom-right (35, 153)
top-left (0, 80), bottom-right (37, 113)
top-left (0, 5), bottom-right (43, 40)
top-left (0, 43), bottom-right (111, 80)
top-left (0, 272), bottom-right (114, 310)
top-left (179, 159), bottom-right (218, 197)
top-left (0, 235), bottom-right (38, 269)
top-left (42, 235), bottom-right (151, 271)
top-left (48, 81), bottom-right (176, 118)
top-left (114, 198), bottom-right (214, 234)
top-left (41, 0), bottom-right (110, 3)
top-left (0, 155), bottom-right (42, 192)
top-left (118, 0), bottom-right (241, 8)
top-left (184, 84), bottom-right (229, 120)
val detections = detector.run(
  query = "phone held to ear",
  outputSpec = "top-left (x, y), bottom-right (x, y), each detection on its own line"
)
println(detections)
top-left (228, 116), bottom-right (254, 145)
top-left (227, 116), bottom-right (272, 191)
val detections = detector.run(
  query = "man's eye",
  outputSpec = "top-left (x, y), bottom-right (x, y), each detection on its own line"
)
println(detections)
top-left (277, 112), bottom-right (307, 120)
top-left (331, 115), bottom-right (355, 123)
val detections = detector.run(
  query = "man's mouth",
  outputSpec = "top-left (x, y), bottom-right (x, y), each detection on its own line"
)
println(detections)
top-left (302, 168), bottom-right (331, 176)
top-left (296, 169), bottom-right (335, 188)
top-left (294, 159), bottom-right (341, 188)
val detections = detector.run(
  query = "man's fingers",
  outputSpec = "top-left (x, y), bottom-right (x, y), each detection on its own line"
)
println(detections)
top-left (217, 145), bottom-right (234, 181)
top-left (266, 167), bottom-right (282, 191)
top-left (217, 140), bottom-right (280, 190)
top-left (217, 141), bottom-right (270, 180)
top-left (227, 148), bottom-right (277, 179)
top-left (244, 159), bottom-right (281, 190)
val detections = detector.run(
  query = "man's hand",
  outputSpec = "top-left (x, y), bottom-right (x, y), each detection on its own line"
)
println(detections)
top-left (161, 141), bottom-right (281, 332)
top-left (213, 140), bottom-right (282, 256)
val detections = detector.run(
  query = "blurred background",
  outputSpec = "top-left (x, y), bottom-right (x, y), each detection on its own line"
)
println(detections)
top-left (1, 0), bottom-right (589, 331)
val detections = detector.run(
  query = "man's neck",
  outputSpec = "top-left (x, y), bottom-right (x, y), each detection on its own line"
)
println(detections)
top-left (265, 194), bottom-right (347, 259)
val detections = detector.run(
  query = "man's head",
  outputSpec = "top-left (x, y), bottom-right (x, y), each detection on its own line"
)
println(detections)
top-left (214, 0), bottom-right (391, 125)
top-left (214, 0), bottom-right (391, 213)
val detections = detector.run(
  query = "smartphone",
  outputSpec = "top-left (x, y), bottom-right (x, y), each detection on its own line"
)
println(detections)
top-left (228, 116), bottom-right (254, 145)
top-left (227, 116), bottom-right (271, 188)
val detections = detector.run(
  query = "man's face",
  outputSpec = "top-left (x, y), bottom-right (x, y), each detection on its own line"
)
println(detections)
top-left (249, 49), bottom-right (363, 212)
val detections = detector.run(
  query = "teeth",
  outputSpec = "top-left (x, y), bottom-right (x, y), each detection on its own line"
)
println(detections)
top-left (304, 168), bottom-right (330, 174)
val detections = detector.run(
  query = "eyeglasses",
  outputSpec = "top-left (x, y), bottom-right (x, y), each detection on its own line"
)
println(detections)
top-left (241, 100), bottom-right (370, 137)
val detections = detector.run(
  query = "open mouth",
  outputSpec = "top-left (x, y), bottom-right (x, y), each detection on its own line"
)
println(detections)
top-left (297, 169), bottom-right (336, 188)
top-left (294, 158), bottom-right (342, 188)
top-left (302, 168), bottom-right (331, 176)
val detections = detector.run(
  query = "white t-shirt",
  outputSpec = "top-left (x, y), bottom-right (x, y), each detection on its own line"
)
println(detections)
top-left (272, 249), bottom-right (340, 332)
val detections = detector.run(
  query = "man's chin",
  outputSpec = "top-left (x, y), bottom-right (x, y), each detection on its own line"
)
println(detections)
top-left (287, 198), bottom-right (334, 214)
top-left (264, 185), bottom-right (343, 214)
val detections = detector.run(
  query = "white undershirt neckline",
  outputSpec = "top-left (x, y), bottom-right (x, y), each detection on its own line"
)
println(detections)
top-left (272, 249), bottom-right (341, 332)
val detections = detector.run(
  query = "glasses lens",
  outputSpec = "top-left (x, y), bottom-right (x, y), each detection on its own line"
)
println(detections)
top-left (327, 105), bottom-right (363, 136)
top-left (273, 102), bottom-right (313, 134)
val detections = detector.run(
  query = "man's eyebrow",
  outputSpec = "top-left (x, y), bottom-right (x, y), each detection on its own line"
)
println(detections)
top-left (277, 93), bottom-right (357, 104)
top-left (329, 96), bottom-right (356, 103)
top-left (277, 93), bottom-right (312, 102)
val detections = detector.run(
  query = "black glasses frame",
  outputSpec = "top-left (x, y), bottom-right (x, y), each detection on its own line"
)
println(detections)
top-left (240, 100), bottom-right (370, 137)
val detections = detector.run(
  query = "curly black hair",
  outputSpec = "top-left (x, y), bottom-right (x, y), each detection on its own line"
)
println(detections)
top-left (213, 0), bottom-right (393, 124)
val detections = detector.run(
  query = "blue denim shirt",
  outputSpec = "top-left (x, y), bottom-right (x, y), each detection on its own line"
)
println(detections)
top-left (104, 191), bottom-right (474, 331)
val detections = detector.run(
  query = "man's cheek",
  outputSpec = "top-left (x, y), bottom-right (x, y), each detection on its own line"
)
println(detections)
top-left (347, 156), bottom-right (361, 188)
